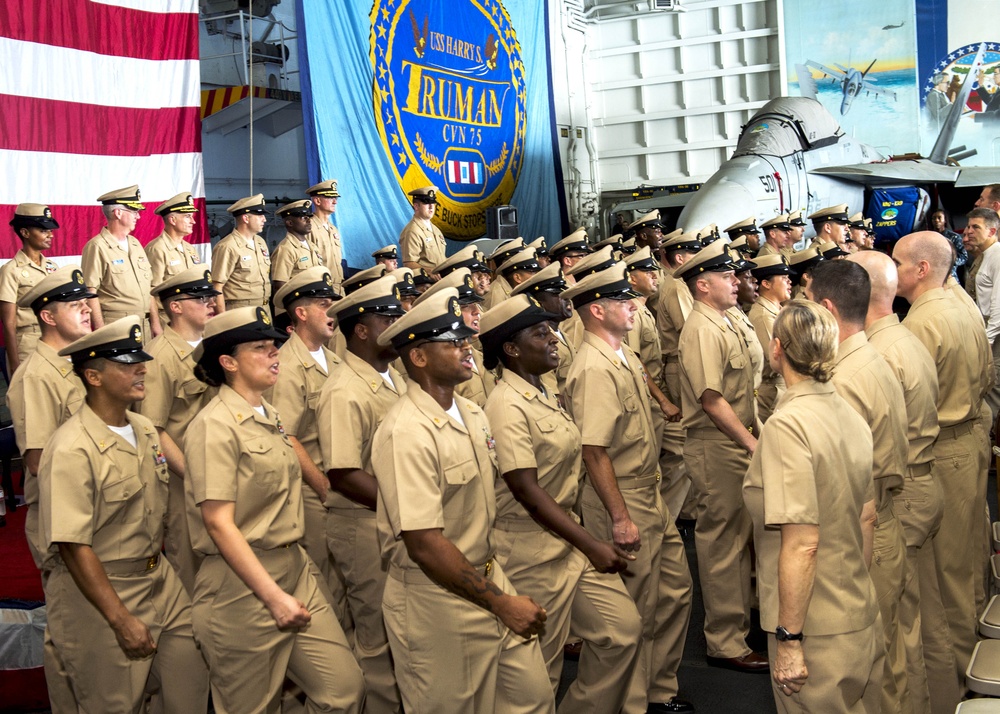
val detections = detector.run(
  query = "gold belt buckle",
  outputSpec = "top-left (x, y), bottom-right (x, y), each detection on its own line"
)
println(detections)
top-left (484, 559), bottom-right (493, 578)
top-left (146, 555), bottom-right (158, 571)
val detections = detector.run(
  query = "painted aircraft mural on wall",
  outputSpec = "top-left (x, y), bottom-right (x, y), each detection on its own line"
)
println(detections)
top-left (611, 43), bottom-right (997, 241)
top-left (798, 59), bottom-right (898, 115)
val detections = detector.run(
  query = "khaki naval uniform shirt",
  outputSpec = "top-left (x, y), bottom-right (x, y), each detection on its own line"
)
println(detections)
top-left (832, 331), bottom-right (908, 510)
top-left (40, 405), bottom-right (167, 562)
top-left (565, 333), bottom-right (658, 479)
top-left (903, 287), bottom-right (991, 428)
top-left (755, 242), bottom-right (779, 257)
top-left (211, 230), bottom-right (272, 307)
top-left (653, 276), bottom-right (693, 400)
top-left (0, 249), bottom-right (58, 330)
top-left (677, 301), bottom-right (756, 432)
top-left (268, 332), bottom-right (339, 471)
top-left (80, 227), bottom-right (153, 315)
top-left (865, 315), bottom-right (939, 470)
top-left (318, 351), bottom-right (407, 510)
top-left (454, 347), bottom-right (495, 408)
top-left (743, 379), bottom-right (879, 635)
top-left (747, 296), bottom-right (785, 416)
top-left (7, 341), bottom-right (84, 564)
top-left (184, 385), bottom-right (303, 553)
top-left (373, 383), bottom-right (497, 571)
top-left (486, 370), bottom-right (581, 520)
top-left (144, 233), bottom-right (202, 289)
top-left (483, 275), bottom-right (513, 311)
top-left (726, 306), bottom-right (763, 392)
top-left (399, 217), bottom-right (446, 274)
top-left (270, 231), bottom-right (324, 284)
top-left (625, 301), bottom-right (664, 385)
top-left (138, 327), bottom-right (215, 447)
top-left (309, 214), bottom-right (344, 288)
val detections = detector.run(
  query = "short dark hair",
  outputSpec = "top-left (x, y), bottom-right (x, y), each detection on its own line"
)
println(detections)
top-left (968, 207), bottom-right (1000, 232)
top-left (809, 260), bottom-right (870, 326)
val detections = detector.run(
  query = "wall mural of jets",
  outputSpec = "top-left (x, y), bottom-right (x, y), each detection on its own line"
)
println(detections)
top-left (799, 59), bottom-right (898, 115)
top-left (610, 44), bottom-right (998, 242)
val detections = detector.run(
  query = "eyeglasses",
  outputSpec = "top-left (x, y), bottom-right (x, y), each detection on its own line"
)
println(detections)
top-left (174, 295), bottom-right (216, 304)
top-left (415, 337), bottom-right (473, 349)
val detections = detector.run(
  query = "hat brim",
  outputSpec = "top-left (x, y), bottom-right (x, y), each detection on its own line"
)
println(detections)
top-left (11, 217), bottom-right (60, 230)
top-left (107, 350), bottom-right (154, 364)
top-left (421, 324), bottom-right (477, 343)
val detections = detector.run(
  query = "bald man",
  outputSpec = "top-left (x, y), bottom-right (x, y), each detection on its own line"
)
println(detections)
top-left (850, 250), bottom-right (955, 714)
top-left (893, 231), bottom-right (992, 691)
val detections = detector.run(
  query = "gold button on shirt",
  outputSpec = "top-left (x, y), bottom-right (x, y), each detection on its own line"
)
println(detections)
top-left (184, 385), bottom-right (303, 553)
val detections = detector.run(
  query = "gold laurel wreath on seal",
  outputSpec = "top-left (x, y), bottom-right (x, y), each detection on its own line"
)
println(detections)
top-left (414, 133), bottom-right (444, 172)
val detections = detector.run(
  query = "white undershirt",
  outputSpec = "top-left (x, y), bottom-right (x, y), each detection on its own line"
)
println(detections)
top-left (186, 339), bottom-right (201, 348)
top-left (253, 405), bottom-right (267, 418)
top-left (377, 369), bottom-right (394, 387)
top-left (106, 423), bottom-right (137, 448)
top-left (245, 237), bottom-right (256, 249)
top-left (299, 239), bottom-right (310, 248)
top-left (445, 401), bottom-right (465, 427)
top-left (309, 347), bottom-right (328, 373)
top-left (118, 238), bottom-right (129, 254)
top-left (614, 347), bottom-right (627, 363)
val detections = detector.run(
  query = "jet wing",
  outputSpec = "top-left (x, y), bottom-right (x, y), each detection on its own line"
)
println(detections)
top-left (805, 60), bottom-right (843, 80)
top-left (796, 64), bottom-right (818, 101)
top-left (955, 166), bottom-right (1000, 187)
top-left (809, 161), bottom-right (960, 185)
top-left (862, 79), bottom-right (896, 101)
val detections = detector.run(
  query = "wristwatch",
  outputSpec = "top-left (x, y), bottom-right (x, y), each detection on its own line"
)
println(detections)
top-left (775, 626), bottom-right (803, 642)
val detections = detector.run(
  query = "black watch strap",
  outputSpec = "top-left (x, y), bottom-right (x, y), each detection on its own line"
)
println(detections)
top-left (775, 626), bottom-right (803, 641)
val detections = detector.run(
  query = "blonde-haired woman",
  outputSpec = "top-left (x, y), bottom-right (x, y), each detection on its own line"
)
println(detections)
top-left (742, 300), bottom-right (883, 713)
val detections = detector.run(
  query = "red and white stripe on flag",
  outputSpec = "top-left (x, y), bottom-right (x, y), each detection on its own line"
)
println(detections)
top-left (0, 0), bottom-right (208, 264)
top-left (447, 159), bottom-right (483, 186)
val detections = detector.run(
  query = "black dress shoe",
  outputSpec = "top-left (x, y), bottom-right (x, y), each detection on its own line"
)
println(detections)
top-left (648, 697), bottom-right (695, 713)
top-left (706, 652), bottom-right (770, 673)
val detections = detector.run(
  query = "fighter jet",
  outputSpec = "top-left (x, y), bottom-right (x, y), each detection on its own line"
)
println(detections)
top-left (610, 44), bottom-right (998, 241)
top-left (801, 59), bottom-right (897, 115)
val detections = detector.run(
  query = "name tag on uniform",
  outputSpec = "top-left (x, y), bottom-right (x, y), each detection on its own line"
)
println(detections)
top-left (112, 258), bottom-right (125, 265)
top-left (168, 259), bottom-right (181, 266)
top-left (299, 256), bottom-right (309, 262)
top-left (241, 254), bottom-right (253, 262)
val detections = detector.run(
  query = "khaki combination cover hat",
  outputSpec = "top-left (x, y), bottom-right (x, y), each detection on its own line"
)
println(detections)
top-left (227, 194), bottom-right (266, 216)
top-left (377, 287), bottom-right (475, 349)
top-left (20, 265), bottom-right (96, 311)
top-left (306, 179), bottom-right (340, 198)
top-left (154, 192), bottom-right (198, 216)
top-left (60, 315), bottom-right (151, 364)
top-left (98, 185), bottom-right (143, 211)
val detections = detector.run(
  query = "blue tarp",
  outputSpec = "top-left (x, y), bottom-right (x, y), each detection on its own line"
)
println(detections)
top-left (297, 0), bottom-right (564, 269)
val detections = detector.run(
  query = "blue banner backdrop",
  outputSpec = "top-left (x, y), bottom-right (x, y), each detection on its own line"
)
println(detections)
top-left (297, 0), bottom-right (564, 269)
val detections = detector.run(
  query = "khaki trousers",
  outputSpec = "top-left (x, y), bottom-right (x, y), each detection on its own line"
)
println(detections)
top-left (683, 433), bottom-right (754, 658)
top-left (581, 478), bottom-right (692, 712)
top-left (326, 508), bottom-right (401, 714)
top-left (658, 362), bottom-right (692, 519)
top-left (224, 298), bottom-right (267, 310)
top-left (893, 468), bottom-right (958, 714)
top-left (870, 509), bottom-right (908, 714)
top-left (192, 546), bottom-right (364, 714)
top-left (382, 561), bottom-right (553, 714)
top-left (303, 487), bottom-right (353, 642)
top-left (766, 622), bottom-right (884, 714)
top-left (494, 519), bottom-right (641, 713)
top-left (756, 379), bottom-right (779, 424)
top-left (47, 559), bottom-right (209, 714)
top-left (38, 569), bottom-right (82, 714)
top-left (929, 423), bottom-right (983, 686)
top-left (163, 471), bottom-right (201, 595)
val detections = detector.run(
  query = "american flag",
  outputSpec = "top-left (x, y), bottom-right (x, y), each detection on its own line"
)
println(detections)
top-left (0, 0), bottom-right (208, 264)
top-left (447, 159), bottom-right (483, 186)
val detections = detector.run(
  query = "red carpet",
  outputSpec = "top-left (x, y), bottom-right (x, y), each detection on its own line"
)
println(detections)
top-left (0, 505), bottom-right (43, 603)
